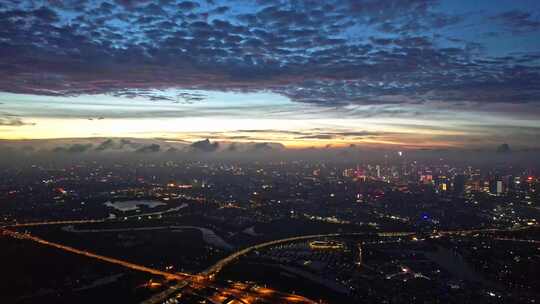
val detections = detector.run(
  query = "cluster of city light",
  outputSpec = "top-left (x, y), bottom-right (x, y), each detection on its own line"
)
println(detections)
top-left (308, 240), bottom-right (345, 250)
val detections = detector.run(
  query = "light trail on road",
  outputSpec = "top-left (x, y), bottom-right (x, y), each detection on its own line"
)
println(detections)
top-left (4, 217), bottom-right (538, 304)
top-left (6, 219), bottom-right (107, 228)
top-left (1, 226), bottom-right (318, 304)
top-left (1, 228), bottom-right (192, 281)
top-left (494, 238), bottom-right (540, 244)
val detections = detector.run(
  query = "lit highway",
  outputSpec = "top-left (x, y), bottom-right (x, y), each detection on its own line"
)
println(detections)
top-left (493, 238), bottom-right (540, 244)
top-left (205, 281), bottom-right (319, 304)
top-left (202, 231), bottom-right (416, 278)
top-left (3, 218), bottom-right (538, 304)
top-left (1, 228), bottom-right (192, 281)
top-left (5, 219), bottom-right (107, 228)
top-left (1, 225), bottom-right (321, 304)
top-left (202, 232), bottom-right (361, 278)
top-left (149, 232), bottom-right (371, 304)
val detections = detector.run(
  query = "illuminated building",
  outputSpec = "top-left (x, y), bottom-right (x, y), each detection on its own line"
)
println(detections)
top-left (420, 174), bottom-right (433, 184)
top-left (496, 181), bottom-right (504, 195)
top-left (470, 180), bottom-right (482, 192)
top-left (490, 179), bottom-right (504, 195)
top-left (343, 168), bottom-right (355, 177)
top-left (309, 240), bottom-right (345, 250)
top-left (435, 176), bottom-right (449, 192)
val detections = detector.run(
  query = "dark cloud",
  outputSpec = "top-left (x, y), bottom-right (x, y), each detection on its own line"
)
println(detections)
top-left (54, 143), bottom-right (93, 153)
top-left (135, 143), bottom-right (161, 153)
top-left (118, 139), bottom-right (139, 149)
top-left (237, 129), bottom-right (305, 135)
top-left (190, 138), bottom-right (219, 152)
top-left (210, 6), bottom-right (229, 15)
top-left (175, 92), bottom-right (207, 104)
top-left (496, 143), bottom-right (511, 153)
top-left (95, 139), bottom-right (119, 150)
top-left (165, 147), bottom-right (179, 153)
top-left (230, 129), bottom-right (392, 141)
top-left (93, 138), bottom-right (148, 151)
top-left (0, 0), bottom-right (538, 108)
top-left (490, 10), bottom-right (540, 33)
top-left (300, 134), bottom-right (334, 139)
top-left (0, 118), bottom-right (25, 126)
top-left (251, 142), bottom-right (285, 151)
top-left (296, 130), bottom-right (390, 140)
top-left (0, 116), bottom-right (35, 126)
top-left (177, 1), bottom-right (200, 11)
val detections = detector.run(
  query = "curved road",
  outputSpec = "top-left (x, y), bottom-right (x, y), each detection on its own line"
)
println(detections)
top-left (4, 218), bottom-right (538, 304)
top-left (202, 232), bottom-right (374, 278)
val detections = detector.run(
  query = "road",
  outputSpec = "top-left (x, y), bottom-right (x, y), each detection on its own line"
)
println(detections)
top-left (143, 233), bottom-right (357, 304)
top-left (204, 281), bottom-right (319, 304)
top-left (5, 219), bottom-right (106, 228)
top-left (202, 231), bottom-right (414, 278)
top-left (4, 218), bottom-right (538, 304)
top-left (1, 222), bottom-right (320, 304)
top-left (150, 232), bottom-right (374, 304)
top-left (1, 228), bottom-right (193, 281)
top-left (202, 232), bottom-right (361, 278)
top-left (494, 237), bottom-right (540, 244)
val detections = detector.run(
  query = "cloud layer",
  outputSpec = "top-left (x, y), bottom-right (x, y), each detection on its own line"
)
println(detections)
top-left (0, 0), bottom-right (539, 108)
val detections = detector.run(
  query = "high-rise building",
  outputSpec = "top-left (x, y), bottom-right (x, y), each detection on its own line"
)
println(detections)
top-left (343, 168), bottom-right (355, 177)
top-left (453, 174), bottom-right (466, 195)
top-left (435, 176), bottom-right (449, 192)
top-left (470, 180), bottom-right (482, 192)
top-left (504, 175), bottom-right (515, 193)
top-left (420, 174), bottom-right (433, 184)
top-left (496, 180), bottom-right (504, 195)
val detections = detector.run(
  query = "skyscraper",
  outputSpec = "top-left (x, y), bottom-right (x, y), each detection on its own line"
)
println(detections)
top-left (453, 174), bottom-right (466, 195)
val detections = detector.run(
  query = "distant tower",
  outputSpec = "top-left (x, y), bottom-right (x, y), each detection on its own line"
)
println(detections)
top-left (453, 174), bottom-right (466, 195)
top-left (496, 181), bottom-right (504, 195)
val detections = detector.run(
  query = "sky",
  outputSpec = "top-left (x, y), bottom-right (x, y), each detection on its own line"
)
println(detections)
top-left (0, 0), bottom-right (539, 149)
